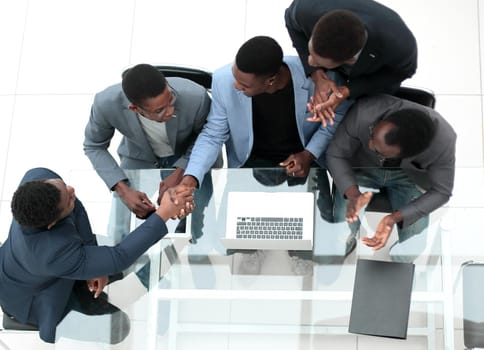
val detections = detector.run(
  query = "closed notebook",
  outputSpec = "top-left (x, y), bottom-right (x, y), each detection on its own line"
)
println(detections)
top-left (349, 259), bottom-right (415, 339)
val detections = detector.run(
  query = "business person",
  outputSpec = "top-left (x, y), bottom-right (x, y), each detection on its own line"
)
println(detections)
top-left (177, 36), bottom-right (353, 274)
top-left (84, 63), bottom-right (221, 243)
top-left (0, 167), bottom-right (192, 343)
top-left (285, 0), bottom-right (417, 123)
top-left (326, 94), bottom-right (456, 262)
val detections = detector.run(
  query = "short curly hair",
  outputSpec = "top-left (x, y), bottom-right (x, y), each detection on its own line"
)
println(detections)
top-left (383, 108), bottom-right (436, 158)
top-left (11, 181), bottom-right (61, 228)
top-left (121, 63), bottom-right (168, 106)
top-left (311, 9), bottom-right (366, 62)
top-left (235, 36), bottom-right (283, 77)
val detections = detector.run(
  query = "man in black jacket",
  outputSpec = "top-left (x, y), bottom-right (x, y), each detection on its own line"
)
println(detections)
top-left (285, 0), bottom-right (417, 125)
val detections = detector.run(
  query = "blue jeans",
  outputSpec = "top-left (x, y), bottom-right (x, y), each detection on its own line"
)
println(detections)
top-left (333, 168), bottom-right (428, 261)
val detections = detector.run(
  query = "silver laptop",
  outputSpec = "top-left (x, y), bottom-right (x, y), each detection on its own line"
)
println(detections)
top-left (222, 191), bottom-right (314, 250)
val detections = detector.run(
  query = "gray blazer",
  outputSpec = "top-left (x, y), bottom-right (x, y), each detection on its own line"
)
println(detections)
top-left (84, 77), bottom-right (222, 190)
top-left (326, 94), bottom-right (456, 228)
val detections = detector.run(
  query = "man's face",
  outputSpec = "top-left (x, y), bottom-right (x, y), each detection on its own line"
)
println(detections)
top-left (130, 86), bottom-right (176, 122)
top-left (368, 121), bottom-right (401, 162)
top-left (45, 179), bottom-right (76, 222)
top-left (232, 64), bottom-right (272, 97)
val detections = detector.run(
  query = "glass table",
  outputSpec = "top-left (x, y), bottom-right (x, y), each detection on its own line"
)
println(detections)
top-left (66, 167), bottom-right (484, 350)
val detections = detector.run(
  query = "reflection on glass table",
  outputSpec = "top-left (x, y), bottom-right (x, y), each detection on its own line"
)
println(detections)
top-left (94, 167), bottom-right (471, 350)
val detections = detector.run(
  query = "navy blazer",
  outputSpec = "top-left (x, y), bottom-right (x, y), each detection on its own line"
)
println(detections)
top-left (285, 0), bottom-right (418, 98)
top-left (0, 168), bottom-right (169, 343)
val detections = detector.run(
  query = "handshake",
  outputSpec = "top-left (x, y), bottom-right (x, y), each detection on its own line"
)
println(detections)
top-left (155, 183), bottom-right (195, 222)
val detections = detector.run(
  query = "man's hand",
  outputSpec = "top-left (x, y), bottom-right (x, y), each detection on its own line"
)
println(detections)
top-left (114, 181), bottom-right (155, 219)
top-left (345, 186), bottom-right (373, 222)
top-left (361, 214), bottom-right (397, 250)
top-left (157, 167), bottom-right (185, 205)
top-left (310, 85), bottom-right (350, 126)
top-left (87, 276), bottom-right (109, 299)
top-left (279, 150), bottom-right (315, 177)
top-left (156, 185), bottom-right (195, 221)
top-left (307, 70), bottom-right (346, 126)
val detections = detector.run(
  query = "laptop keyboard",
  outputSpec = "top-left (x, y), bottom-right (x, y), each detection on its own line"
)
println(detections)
top-left (236, 216), bottom-right (304, 240)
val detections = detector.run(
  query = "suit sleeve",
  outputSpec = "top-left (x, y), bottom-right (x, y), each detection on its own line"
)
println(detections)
top-left (173, 90), bottom-right (212, 170)
top-left (184, 75), bottom-right (231, 185)
top-left (325, 107), bottom-right (362, 193)
top-left (348, 46), bottom-right (417, 98)
top-left (83, 93), bottom-right (128, 190)
top-left (40, 214), bottom-right (168, 279)
top-left (285, 2), bottom-right (320, 76)
top-left (304, 72), bottom-right (354, 163)
top-left (398, 139), bottom-right (455, 228)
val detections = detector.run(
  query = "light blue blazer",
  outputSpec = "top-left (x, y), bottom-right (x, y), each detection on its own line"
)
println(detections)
top-left (185, 56), bottom-right (352, 184)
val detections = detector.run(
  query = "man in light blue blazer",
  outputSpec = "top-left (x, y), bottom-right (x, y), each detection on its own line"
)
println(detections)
top-left (183, 38), bottom-right (351, 186)
top-left (177, 36), bottom-right (353, 273)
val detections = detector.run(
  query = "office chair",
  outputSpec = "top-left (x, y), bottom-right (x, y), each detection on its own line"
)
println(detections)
top-left (1, 309), bottom-right (38, 331)
top-left (364, 86), bottom-right (436, 212)
top-left (155, 65), bottom-right (212, 90)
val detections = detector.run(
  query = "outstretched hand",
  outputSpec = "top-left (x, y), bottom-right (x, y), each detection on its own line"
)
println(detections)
top-left (345, 191), bottom-right (373, 223)
top-left (361, 214), bottom-right (396, 250)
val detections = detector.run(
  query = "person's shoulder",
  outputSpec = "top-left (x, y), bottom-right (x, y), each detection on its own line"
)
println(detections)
top-left (94, 83), bottom-right (124, 104)
top-left (167, 77), bottom-right (207, 96)
top-left (20, 168), bottom-right (61, 185)
top-left (354, 94), bottom-right (402, 112)
top-left (284, 56), bottom-right (305, 74)
top-left (213, 63), bottom-right (233, 80)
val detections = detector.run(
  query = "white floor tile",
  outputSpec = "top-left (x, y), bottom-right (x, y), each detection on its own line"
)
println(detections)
top-left (131, 0), bottom-right (247, 72)
top-left (16, 0), bottom-right (135, 95)
top-left (245, 0), bottom-right (297, 56)
top-left (3, 95), bottom-right (95, 199)
top-left (380, 0), bottom-right (481, 95)
top-left (434, 95), bottom-right (483, 167)
top-left (0, 1), bottom-right (28, 95)
top-left (0, 96), bottom-right (15, 201)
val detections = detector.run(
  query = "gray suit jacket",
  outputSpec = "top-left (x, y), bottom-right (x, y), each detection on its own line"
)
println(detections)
top-left (84, 77), bottom-right (222, 190)
top-left (326, 94), bottom-right (456, 228)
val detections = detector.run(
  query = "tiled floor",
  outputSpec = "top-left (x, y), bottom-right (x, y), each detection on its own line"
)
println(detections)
top-left (0, 0), bottom-right (483, 349)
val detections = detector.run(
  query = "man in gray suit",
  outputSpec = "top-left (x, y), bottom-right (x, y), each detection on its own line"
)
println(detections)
top-left (84, 64), bottom-right (221, 245)
top-left (326, 94), bottom-right (456, 261)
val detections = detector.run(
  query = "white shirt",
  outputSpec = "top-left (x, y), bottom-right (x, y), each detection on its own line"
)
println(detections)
top-left (137, 114), bottom-right (174, 158)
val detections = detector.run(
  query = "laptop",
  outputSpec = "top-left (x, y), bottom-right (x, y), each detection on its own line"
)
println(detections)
top-left (349, 259), bottom-right (415, 339)
top-left (221, 191), bottom-right (314, 250)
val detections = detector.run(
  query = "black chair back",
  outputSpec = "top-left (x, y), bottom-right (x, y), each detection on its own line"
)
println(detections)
top-left (155, 65), bottom-right (212, 89)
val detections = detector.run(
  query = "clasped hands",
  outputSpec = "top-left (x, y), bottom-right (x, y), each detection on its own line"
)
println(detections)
top-left (307, 70), bottom-right (349, 127)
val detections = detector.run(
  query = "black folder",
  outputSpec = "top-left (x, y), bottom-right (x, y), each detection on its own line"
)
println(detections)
top-left (349, 259), bottom-right (415, 339)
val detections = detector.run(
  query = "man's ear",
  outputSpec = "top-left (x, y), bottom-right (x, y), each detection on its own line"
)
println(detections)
top-left (128, 104), bottom-right (138, 113)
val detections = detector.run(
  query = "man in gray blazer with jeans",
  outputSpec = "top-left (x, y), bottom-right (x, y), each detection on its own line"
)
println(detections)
top-left (84, 64), bottom-right (221, 244)
top-left (326, 94), bottom-right (456, 262)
